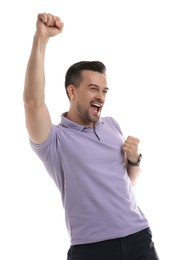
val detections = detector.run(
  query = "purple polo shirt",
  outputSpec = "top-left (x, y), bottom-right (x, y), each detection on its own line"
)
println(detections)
top-left (30, 113), bottom-right (149, 245)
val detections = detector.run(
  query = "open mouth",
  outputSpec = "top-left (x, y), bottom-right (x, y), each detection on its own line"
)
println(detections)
top-left (90, 102), bottom-right (103, 116)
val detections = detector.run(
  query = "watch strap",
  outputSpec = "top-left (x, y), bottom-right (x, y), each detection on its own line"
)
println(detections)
top-left (127, 154), bottom-right (142, 167)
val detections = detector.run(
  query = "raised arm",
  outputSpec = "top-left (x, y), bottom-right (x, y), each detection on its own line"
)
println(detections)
top-left (23, 13), bottom-right (64, 144)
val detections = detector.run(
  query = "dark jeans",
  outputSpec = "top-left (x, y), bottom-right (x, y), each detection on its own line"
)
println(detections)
top-left (67, 228), bottom-right (159, 260)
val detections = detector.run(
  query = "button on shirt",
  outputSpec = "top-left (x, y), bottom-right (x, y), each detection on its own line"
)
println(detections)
top-left (30, 113), bottom-right (149, 245)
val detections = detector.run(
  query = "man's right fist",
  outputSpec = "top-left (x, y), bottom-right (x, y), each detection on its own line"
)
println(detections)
top-left (36, 13), bottom-right (64, 38)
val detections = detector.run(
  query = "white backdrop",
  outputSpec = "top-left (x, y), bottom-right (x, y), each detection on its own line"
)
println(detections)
top-left (0, 1), bottom-right (181, 259)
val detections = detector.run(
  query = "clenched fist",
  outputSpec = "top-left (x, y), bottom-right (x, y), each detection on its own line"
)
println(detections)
top-left (36, 13), bottom-right (64, 39)
top-left (122, 135), bottom-right (140, 163)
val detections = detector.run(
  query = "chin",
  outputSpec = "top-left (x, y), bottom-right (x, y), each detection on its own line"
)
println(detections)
top-left (85, 112), bottom-right (100, 124)
top-left (92, 115), bottom-right (100, 122)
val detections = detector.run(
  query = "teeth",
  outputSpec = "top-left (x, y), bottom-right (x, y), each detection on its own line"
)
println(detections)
top-left (92, 102), bottom-right (102, 107)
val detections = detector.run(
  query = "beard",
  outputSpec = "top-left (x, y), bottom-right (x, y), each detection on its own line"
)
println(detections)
top-left (76, 101), bottom-right (100, 124)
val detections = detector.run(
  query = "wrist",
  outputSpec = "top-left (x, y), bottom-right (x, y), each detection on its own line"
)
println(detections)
top-left (127, 154), bottom-right (142, 167)
top-left (34, 32), bottom-right (49, 45)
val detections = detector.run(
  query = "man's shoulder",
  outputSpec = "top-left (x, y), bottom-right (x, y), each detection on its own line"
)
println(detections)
top-left (101, 116), bottom-right (122, 132)
top-left (101, 116), bottom-right (119, 125)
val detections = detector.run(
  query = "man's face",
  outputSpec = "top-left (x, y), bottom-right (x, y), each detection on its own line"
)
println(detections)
top-left (70, 70), bottom-right (108, 126)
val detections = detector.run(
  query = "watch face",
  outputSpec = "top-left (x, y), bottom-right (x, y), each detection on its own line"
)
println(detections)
top-left (138, 154), bottom-right (142, 163)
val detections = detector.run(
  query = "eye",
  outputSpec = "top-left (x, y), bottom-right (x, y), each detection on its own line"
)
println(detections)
top-left (90, 87), bottom-right (98, 92)
top-left (103, 89), bottom-right (108, 95)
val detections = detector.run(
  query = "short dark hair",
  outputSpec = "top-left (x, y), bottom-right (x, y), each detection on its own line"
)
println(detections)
top-left (65, 61), bottom-right (106, 99)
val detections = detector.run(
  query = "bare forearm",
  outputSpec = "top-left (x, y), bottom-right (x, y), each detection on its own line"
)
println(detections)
top-left (23, 34), bottom-right (48, 106)
top-left (127, 164), bottom-right (141, 186)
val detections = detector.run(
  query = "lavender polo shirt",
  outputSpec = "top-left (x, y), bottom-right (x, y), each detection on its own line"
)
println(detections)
top-left (30, 113), bottom-right (149, 245)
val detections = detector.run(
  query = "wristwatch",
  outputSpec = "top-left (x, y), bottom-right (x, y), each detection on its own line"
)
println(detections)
top-left (127, 154), bottom-right (142, 167)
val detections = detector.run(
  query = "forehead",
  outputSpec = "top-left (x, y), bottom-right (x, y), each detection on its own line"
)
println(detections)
top-left (81, 70), bottom-right (107, 87)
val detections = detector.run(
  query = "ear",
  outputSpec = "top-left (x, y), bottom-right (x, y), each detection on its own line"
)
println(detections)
top-left (67, 85), bottom-right (76, 100)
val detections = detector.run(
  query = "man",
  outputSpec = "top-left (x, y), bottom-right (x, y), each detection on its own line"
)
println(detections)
top-left (23, 13), bottom-right (159, 260)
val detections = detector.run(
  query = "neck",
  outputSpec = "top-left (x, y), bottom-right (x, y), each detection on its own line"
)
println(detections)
top-left (66, 110), bottom-right (94, 127)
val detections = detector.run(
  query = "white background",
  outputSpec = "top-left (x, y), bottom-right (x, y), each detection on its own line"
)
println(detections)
top-left (0, 1), bottom-right (181, 259)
